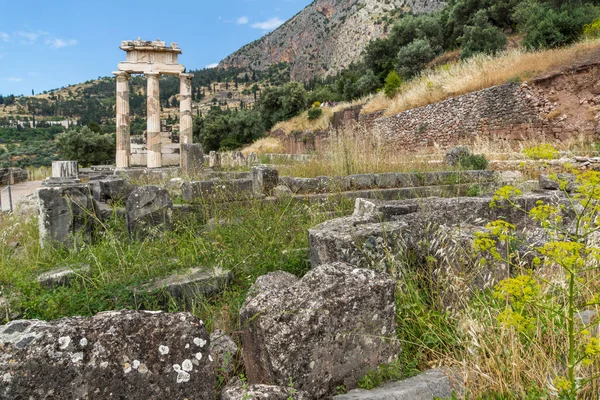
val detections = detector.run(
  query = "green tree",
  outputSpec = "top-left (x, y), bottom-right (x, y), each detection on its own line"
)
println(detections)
top-left (257, 82), bottom-right (307, 129)
top-left (514, 0), bottom-right (599, 49)
top-left (57, 127), bottom-right (115, 167)
top-left (396, 39), bottom-right (436, 79)
top-left (384, 70), bottom-right (403, 99)
top-left (459, 10), bottom-right (508, 58)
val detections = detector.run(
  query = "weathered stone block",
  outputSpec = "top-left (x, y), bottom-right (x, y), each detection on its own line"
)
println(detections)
top-left (144, 267), bottom-right (233, 303)
top-left (539, 173), bottom-right (576, 192)
top-left (209, 329), bottom-right (238, 378)
top-left (222, 381), bottom-right (311, 400)
top-left (51, 160), bottom-right (78, 179)
top-left (209, 151), bottom-right (221, 168)
top-left (240, 263), bottom-right (398, 398)
top-left (252, 166), bottom-right (279, 197)
top-left (181, 143), bottom-right (204, 173)
top-left (126, 185), bottom-right (173, 238)
top-left (181, 179), bottom-right (254, 202)
top-left (333, 368), bottom-right (455, 400)
top-left (0, 311), bottom-right (215, 399)
top-left (89, 177), bottom-right (134, 204)
top-left (36, 185), bottom-right (97, 247)
top-left (36, 264), bottom-right (91, 289)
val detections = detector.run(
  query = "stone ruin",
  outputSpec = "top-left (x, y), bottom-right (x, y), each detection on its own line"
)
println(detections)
top-left (113, 39), bottom-right (202, 170)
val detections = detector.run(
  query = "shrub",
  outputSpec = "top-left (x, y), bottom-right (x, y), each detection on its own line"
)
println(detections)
top-left (522, 143), bottom-right (559, 160)
top-left (514, 1), bottom-right (599, 49)
top-left (396, 39), bottom-right (437, 79)
top-left (307, 107), bottom-right (323, 121)
top-left (56, 127), bottom-right (115, 167)
top-left (459, 154), bottom-right (489, 170)
top-left (584, 18), bottom-right (600, 39)
top-left (458, 10), bottom-right (508, 59)
top-left (384, 70), bottom-right (403, 99)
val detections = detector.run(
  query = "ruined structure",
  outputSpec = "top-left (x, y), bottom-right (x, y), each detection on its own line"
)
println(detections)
top-left (114, 39), bottom-right (194, 169)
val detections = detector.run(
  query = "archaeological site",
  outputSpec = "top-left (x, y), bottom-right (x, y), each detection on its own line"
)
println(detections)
top-left (5, 0), bottom-right (600, 399)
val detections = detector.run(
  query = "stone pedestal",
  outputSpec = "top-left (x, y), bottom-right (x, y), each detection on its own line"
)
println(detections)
top-left (146, 72), bottom-right (162, 168)
top-left (114, 71), bottom-right (131, 168)
top-left (181, 143), bottom-right (204, 173)
top-left (252, 166), bottom-right (280, 197)
top-left (51, 161), bottom-right (78, 179)
top-left (179, 73), bottom-right (194, 146)
top-left (209, 151), bottom-right (220, 168)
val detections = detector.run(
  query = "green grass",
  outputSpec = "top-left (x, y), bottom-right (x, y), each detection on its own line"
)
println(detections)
top-left (0, 198), bottom-right (353, 329)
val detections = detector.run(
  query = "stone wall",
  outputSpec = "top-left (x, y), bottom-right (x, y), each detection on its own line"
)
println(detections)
top-left (269, 128), bottom-right (329, 155)
top-left (0, 168), bottom-right (28, 185)
top-left (367, 83), bottom-right (559, 149)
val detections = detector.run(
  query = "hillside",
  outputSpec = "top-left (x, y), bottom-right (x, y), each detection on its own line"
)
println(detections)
top-left (219, 0), bottom-right (444, 81)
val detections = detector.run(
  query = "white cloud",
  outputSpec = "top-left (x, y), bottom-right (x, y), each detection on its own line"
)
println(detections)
top-left (251, 17), bottom-right (284, 30)
top-left (48, 38), bottom-right (77, 49)
top-left (0, 33), bottom-right (9, 42)
top-left (5, 77), bottom-right (23, 82)
top-left (16, 30), bottom-right (40, 44)
top-left (206, 63), bottom-right (219, 68)
top-left (236, 16), bottom-right (249, 25)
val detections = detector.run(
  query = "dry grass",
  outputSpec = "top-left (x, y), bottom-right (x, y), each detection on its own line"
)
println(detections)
top-left (271, 97), bottom-right (372, 135)
top-left (362, 39), bottom-right (600, 116)
top-left (277, 125), bottom-right (452, 178)
top-left (241, 137), bottom-right (285, 156)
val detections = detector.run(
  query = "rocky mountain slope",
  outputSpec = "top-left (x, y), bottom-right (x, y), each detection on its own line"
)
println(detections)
top-left (219, 0), bottom-right (445, 81)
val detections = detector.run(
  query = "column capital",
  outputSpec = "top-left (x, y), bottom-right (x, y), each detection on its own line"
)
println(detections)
top-left (146, 71), bottom-right (161, 77)
top-left (112, 71), bottom-right (130, 78)
top-left (179, 73), bottom-right (194, 80)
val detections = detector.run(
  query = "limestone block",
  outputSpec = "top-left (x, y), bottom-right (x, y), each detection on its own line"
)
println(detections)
top-left (125, 185), bottom-right (173, 238)
top-left (221, 381), bottom-right (311, 400)
top-left (89, 177), bottom-right (134, 204)
top-left (240, 263), bottom-right (398, 398)
top-left (181, 179), bottom-right (254, 203)
top-left (36, 264), bottom-right (91, 289)
top-left (36, 185), bottom-right (97, 247)
top-left (144, 267), bottom-right (233, 303)
top-left (181, 143), bottom-right (204, 173)
top-left (539, 173), bottom-right (576, 192)
top-left (252, 166), bottom-right (279, 197)
top-left (209, 151), bottom-right (221, 168)
top-left (333, 368), bottom-right (455, 400)
top-left (51, 161), bottom-right (78, 179)
top-left (209, 329), bottom-right (238, 378)
top-left (0, 311), bottom-right (214, 399)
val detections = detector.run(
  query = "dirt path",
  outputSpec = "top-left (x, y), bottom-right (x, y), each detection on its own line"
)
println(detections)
top-left (0, 180), bottom-right (42, 212)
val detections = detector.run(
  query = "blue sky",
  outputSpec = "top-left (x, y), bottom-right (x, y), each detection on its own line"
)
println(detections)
top-left (0, 0), bottom-right (310, 96)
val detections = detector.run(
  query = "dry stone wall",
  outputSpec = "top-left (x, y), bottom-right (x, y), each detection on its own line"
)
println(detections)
top-left (367, 83), bottom-right (557, 149)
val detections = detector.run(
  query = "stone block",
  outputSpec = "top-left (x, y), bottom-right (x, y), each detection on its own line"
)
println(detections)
top-left (181, 143), bottom-right (204, 173)
top-left (539, 174), bottom-right (576, 192)
top-left (333, 368), bottom-right (455, 400)
top-left (209, 329), bottom-right (238, 378)
top-left (240, 263), bottom-right (398, 398)
top-left (273, 185), bottom-right (293, 199)
top-left (252, 166), bottom-right (279, 197)
top-left (144, 267), bottom-right (233, 303)
top-left (181, 179), bottom-right (254, 203)
top-left (126, 186), bottom-right (173, 238)
top-left (51, 161), bottom-right (78, 179)
top-left (221, 381), bottom-right (311, 400)
top-left (36, 185), bottom-right (97, 247)
top-left (209, 151), bottom-right (221, 168)
top-left (0, 310), bottom-right (215, 399)
top-left (36, 264), bottom-right (91, 289)
top-left (89, 177), bottom-right (134, 204)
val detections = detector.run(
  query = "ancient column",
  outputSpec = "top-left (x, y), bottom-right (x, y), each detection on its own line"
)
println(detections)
top-left (114, 71), bottom-right (131, 168)
top-left (146, 72), bottom-right (162, 168)
top-left (179, 73), bottom-right (194, 146)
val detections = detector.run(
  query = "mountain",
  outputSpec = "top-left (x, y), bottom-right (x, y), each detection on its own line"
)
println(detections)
top-left (219, 0), bottom-right (445, 81)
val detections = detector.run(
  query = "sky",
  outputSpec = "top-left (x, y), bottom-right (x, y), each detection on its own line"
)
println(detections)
top-left (0, 0), bottom-right (311, 96)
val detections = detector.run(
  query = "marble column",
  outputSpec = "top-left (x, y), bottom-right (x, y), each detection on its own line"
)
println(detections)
top-left (179, 73), bottom-right (194, 147)
top-left (146, 72), bottom-right (162, 168)
top-left (114, 71), bottom-right (131, 168)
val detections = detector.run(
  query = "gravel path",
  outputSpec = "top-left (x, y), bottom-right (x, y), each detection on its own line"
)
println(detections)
top-left (0, 180), bottom-right (42, 212)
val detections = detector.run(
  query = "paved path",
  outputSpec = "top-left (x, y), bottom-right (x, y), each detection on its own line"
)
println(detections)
top-left (0, 180), bottom-right (42, 212)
